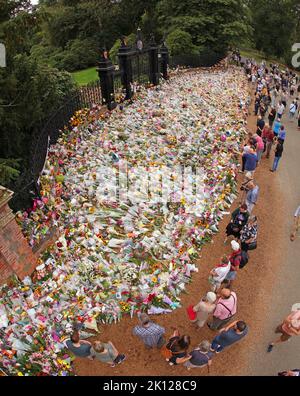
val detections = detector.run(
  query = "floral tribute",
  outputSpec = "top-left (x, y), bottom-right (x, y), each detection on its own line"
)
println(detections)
top-left (0, 67), bottom-right (249, 375)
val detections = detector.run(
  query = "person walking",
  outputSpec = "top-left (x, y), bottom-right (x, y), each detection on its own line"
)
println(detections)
top-left (290, 205), bottom-right (300, 241)
top-left (133, 313), bottom-right (165, 349)
top-left (207, 287), bottom-right (237, 330)
top-left (65, 330), bottom-right (93, 359)
top-left (245, 182), bottom-right (259, 214)
top-left (256, 116), bottom-right (265, 136)
top-left (240, 215), bottom-right (258, 252)
top-left (210, 321), bottom-right (248, 353)
top-left (262, 124), bottom-right (274, 158)
top-left (267, 306), bottom-right (300, 352)
top-left (191, 292), bottom-right (217, 328)
top-left (90, 341), bottom-right (126, 367)
top-left (183, 340), bottom-right (214, 371)
top-left (270, 138), bottom-right (284, 172)
top-left (289, 101), bottom-right (297, 120)
top-left (224, 204), bottom-right (249, 243)
top-left (208, 255), bottom-right (231, 292)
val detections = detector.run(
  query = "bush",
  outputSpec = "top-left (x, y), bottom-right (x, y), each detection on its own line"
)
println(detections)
top-left (166, 29), bottom-right (199, 56)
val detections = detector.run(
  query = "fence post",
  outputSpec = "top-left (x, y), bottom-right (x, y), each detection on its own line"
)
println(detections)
top-left (160, 42), bottom-right (169, 80)
top-left (148, 36), bottom-right (160, 86)
top-left (118, 38), bottom-right (135, 100)
top-left (97, 48), bottom-right (117, 110)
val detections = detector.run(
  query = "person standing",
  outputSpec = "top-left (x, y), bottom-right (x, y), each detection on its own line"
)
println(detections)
top-left (245, 182), bottom-right (259, 214)
top-left (207, 287), bottom-right (237, 330)
top-left (278, 125), bottom-right (286, 142)
top-left (253, 133), bottom-right (264, 163)
top-left (242, 147), bottom-right (257, 176)
top-left (90, 341), bottom-right (126, 367)
top-left (240, 215), bottom-right (258, 252)
top-left (192, 292), bottom-right (217, 328)
top-left (270, 138), bottom-right (284, 172)
top-left (184, 340), bottom-right (214, 371)
top-left (268, 107), bottom-right (277, 128)
top-left (290, 205), bottom-right (300, 241)
top-left (133, 313), bottom-right (165, 349)
top-left (262, 124), bottom-right (274, 158)
top-left (208, 255), bottom-right (231, 292)
top-left (65, 330), bottom-right (93, 359)
top-left (224, 204), bottom-right (249, 243)
top-left (210, 321), bottom-right (248, 353)
top-left (267, 307), bottom-right (300, 352)
top-left (273, 118), bottom-right (281, 137)
top-left (256, 116), bottom-right (265, 136)
top-left (289, 101), bottom-right (297, 119)
top-left (166, 334), bottom-right (191, 366)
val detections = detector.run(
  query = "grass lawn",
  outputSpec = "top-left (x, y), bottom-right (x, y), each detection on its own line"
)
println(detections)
top-left (72, 67), bottom-right (98, 86)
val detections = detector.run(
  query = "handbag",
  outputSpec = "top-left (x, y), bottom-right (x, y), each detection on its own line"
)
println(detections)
top-left (186, 305), bottom-right (197, 321)
top-left (247, 241), bottom-right (257, 250)
top-left (161, 336), bottom-right (178, 360)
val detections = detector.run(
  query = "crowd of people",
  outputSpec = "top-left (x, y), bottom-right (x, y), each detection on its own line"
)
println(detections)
top-left (64, 56), bottom-right (300, 375)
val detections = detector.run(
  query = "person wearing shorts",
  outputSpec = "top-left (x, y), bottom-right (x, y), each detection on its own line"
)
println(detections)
top-left (267, 308), bottom-right (300, 352)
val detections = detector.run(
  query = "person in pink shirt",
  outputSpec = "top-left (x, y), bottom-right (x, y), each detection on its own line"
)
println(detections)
top-left (207, 288), bottom-right (237, 331)
top-left (267, 305), bottom-right (300, 352)
top-left (253, 133), bottom-right (264, 163)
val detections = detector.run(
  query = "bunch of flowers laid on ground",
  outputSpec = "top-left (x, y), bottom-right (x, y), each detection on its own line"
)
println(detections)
top-left (0, 66), bottom-right (250, 375)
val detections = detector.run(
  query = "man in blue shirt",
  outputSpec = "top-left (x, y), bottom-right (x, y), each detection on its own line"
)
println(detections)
top-left (210, 321), bottom-right (248, 353)
top-left (273, 119), bottom-right (281, 137)
top-left (278, 125), bottom-right (286, 141)
top-left (245, 181), bottom-right (259, 214)
top-left (133, 313), bottom-right (165, 349)
top-left (242, 147), bottom-right (257, 175)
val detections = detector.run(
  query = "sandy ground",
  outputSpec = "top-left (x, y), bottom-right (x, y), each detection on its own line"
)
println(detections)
top-left (73, 77), bottom-right (297, 377)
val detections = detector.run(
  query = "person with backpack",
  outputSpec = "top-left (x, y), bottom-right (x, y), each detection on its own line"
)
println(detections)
top-left (289, 100), bottom-right (297, 120)
top-left (270, 138), bottom-right (284, 172)
top-left (240, 216), bottom-right (258, 254)
top-left (207, 288), bottom-right (237, 331)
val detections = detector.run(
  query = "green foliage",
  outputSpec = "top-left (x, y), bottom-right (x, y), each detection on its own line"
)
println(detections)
top-left (0, 3), bottom-right (76, 190)
top-left (166, 29), bottom-right (199, 56)
top-left (0, 159), bottom-right (20, 185)
top-left (250, 0), bottom-right (299, 64)
top-left (109, 33), bottom-right (136, 64)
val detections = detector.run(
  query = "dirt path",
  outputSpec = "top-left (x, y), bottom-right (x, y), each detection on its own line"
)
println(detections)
top-left (73, 78), bottom-right (290, 377)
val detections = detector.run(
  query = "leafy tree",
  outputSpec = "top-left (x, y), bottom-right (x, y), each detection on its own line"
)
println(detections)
top-left (166, 29), bottom-right (199, 56)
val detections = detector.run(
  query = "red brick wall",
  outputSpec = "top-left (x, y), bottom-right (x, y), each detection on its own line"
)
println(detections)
top-left (0, 217), bottom-right (38, 284)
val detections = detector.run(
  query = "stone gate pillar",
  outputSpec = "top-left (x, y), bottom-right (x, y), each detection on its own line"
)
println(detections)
top-left (0, 186), bottom-right (38, 284)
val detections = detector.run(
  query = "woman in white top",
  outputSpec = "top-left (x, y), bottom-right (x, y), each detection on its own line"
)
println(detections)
top-left (209, 255), bottom-right (231, 292)
top-left (290, 206), bottom-right (300, 241)
top-left (192, 292), bottom-right (217, 328)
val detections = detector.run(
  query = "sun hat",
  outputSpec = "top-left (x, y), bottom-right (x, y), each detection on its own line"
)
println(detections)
top-left (231, 240), bottom-right (240, 251)
top-left (206, 292), bottom-right (217, 303)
